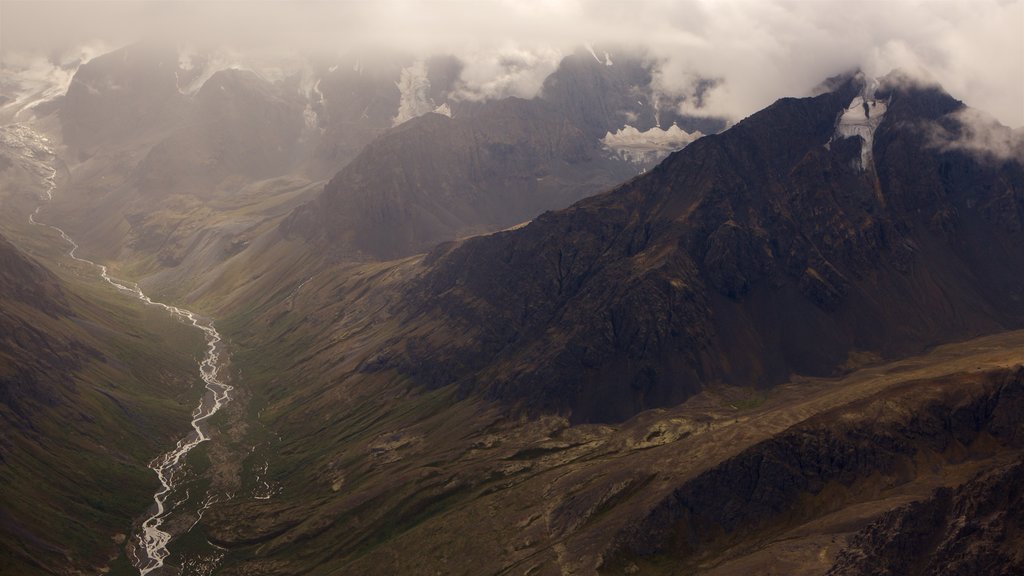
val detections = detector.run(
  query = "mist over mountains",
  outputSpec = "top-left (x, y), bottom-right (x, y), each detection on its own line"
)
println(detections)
top-left (2, 1), bottom-right (1024, 575)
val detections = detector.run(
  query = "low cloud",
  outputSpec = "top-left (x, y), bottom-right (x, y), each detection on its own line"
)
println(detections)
top-left (929, 108), bottom-right (1024, 162)
top-left (2, 1), bottom-right (1021, 127)
top-left (451, 45), bottom-right (562, 102)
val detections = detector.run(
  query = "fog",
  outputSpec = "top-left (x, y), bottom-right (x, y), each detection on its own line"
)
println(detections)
top-left (2, 0), bottom-right (1022, 127)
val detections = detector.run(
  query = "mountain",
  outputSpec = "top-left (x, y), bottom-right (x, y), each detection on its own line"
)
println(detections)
top-left (185, 72), bottom-right (1024, 575)
top-left (131, 68), bottom-right (308, 198)
top-left (540, 48), bottom-right (723, 139)
top-left (280, 50), bottom-right (725, 260)
top-left (60, 43), bottom-right (188, 155)
top-left (367, 72), bottom-right (1024, 423)
top-left (283, 97), bottom-right (637, 259)
top-left (49, 45), bottom-right (718, 294)
top-left (309, 52), bottom-right (462, 176)
top-left (20, 45), bottom-right (1024, 574)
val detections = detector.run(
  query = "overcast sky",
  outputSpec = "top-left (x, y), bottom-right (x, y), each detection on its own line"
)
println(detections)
top-left (2, 0), bottom-right (1022, 126)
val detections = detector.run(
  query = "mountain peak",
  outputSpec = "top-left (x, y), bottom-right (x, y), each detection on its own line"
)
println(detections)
top-left (380, 72), bottom-right (1024, 423)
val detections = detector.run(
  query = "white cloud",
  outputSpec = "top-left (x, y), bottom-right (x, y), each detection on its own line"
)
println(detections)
top-left (929, 107), bottom-right (1024, 162)
top-left (2, 0), bottom-right (1021, 127)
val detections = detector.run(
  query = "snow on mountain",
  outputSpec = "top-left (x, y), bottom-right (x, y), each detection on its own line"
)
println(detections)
top-left (393, 60), bottom-right (436, 126)
top-left (432, 102), bottom-right (452, 117)
top-left (832, 77), bottom-right (888, 170)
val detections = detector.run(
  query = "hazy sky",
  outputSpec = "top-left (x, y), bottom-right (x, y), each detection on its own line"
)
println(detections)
top-left (2, 0), bottom-right (1022, 126)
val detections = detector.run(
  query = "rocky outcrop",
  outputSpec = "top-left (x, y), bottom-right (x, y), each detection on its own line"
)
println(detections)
top-left (605, 367), bottom-right (1024, 569)
top-left (828, 458), bottom-right (1024, 576)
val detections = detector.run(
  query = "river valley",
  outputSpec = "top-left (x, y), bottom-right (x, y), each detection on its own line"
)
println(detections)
top-left (4, 123), bottom-right (234, 575)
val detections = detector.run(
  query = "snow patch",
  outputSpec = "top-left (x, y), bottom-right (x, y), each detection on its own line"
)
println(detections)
top-left (832, 78), bottom-right (888, 171)
top-left (602, 123), bottom-right (703, 165)
top-left (392, 60), bottom-right (436, 126)
top-left (433, 102), bottom-right (452, 118)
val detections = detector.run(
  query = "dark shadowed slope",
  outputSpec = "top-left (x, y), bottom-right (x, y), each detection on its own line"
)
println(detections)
top-left (283, 97), bottom-right (638, 259)
top-left (0, 230), bottom-right (201, 574)
top-left (372, 72), bottom-right (1024, 423)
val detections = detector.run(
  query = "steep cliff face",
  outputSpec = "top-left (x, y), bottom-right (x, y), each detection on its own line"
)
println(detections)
top-left (372, 73), bottom-right (1024, 423)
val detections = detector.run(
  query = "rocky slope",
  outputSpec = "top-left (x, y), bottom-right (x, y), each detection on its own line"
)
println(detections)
top-left (282, 97), bottom-right (637, 259)
top-left (828, 457), bottom-right (1024, 576)
top-left (366, 72), bottom-right (1024, 423)
top-left (60, 43), bottom-right (188, 156)
top-left (131, 68), bottom-right (308, 198)
top-left (181, 72), bottom-right (1024, 575)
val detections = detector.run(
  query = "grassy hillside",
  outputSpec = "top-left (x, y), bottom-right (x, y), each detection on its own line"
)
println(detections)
top-left (0, 150), bottom-right (206, 575)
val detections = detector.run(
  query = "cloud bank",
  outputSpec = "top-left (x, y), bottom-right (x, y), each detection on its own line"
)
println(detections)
top-left (2, 0), bottom-right (1021, 127)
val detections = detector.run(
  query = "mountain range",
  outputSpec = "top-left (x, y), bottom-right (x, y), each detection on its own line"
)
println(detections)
top-left (2, 41), bottom-right (1023, 576)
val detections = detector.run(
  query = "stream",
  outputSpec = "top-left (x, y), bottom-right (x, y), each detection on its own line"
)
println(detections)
top-left (5, 124), bottom-right (233, 575)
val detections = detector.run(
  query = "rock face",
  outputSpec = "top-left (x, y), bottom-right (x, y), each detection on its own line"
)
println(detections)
top-left (60, 43), bottom-right (187, 154)
top-left (606, 367), bottom-right (1024, 570)
top-left (540, 48), bottom-right (722, 139)
top-left (375, 72), bottom-right (1024, 423)
top-left (828, 458), bottom-right (1024, 576)
top-left (283, 97), bottom-right (637, 259)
